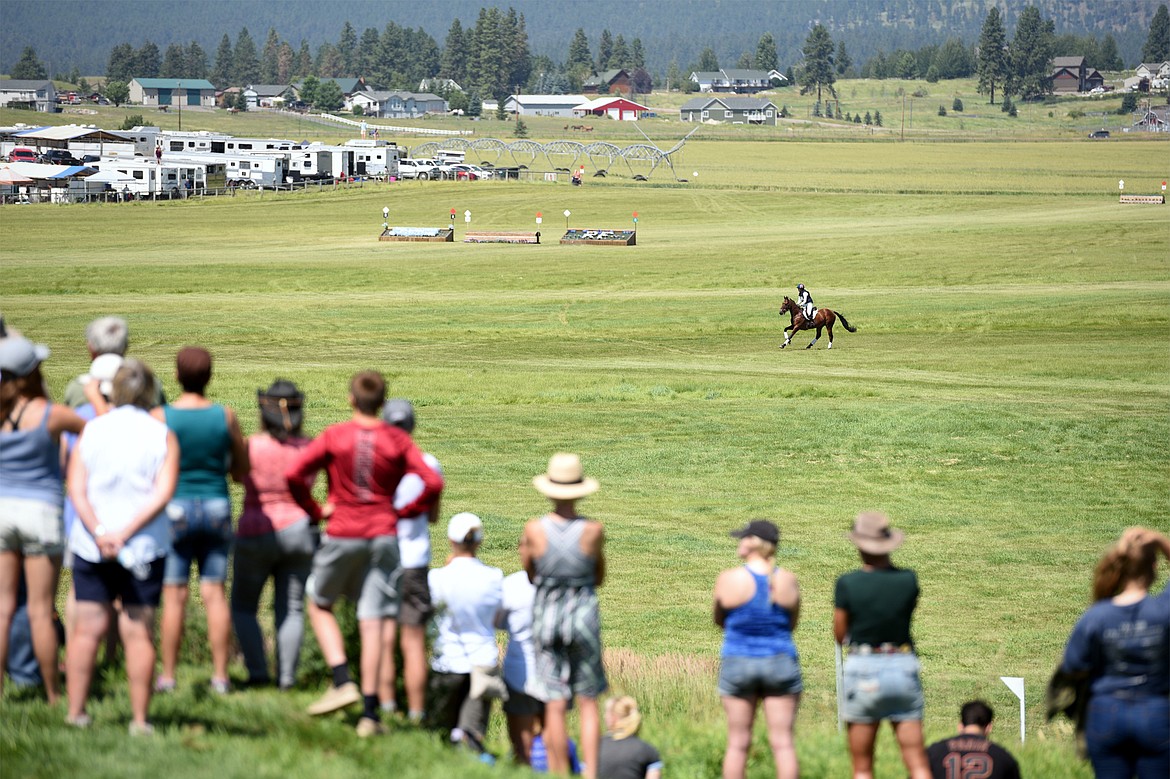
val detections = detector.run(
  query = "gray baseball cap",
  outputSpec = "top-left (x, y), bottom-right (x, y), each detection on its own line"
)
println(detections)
top-left (0, 336), bottom-right (50, 378)
top-left (382, 398), bottom-right (415, 432)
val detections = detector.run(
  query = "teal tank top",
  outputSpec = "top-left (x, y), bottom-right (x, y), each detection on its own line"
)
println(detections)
top-left (164, 405), bottom-right (231, 499)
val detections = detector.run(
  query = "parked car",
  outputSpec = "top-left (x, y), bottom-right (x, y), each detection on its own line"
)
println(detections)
top-left (8, 147), bottom-right (38, 163)
top-left (39, 149), bottom-right (82, 166)
top-left (397, 158), bottom-right (437, 180)
top-left (1088, 129), bottom-right (1110, 139)
top-left (445, 163), bottom-right (492, 181)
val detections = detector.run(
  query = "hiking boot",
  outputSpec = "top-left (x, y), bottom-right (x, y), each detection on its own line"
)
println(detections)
top-left (355, 716), bottom-right (388, 738)
top-left (306, 682), bottom-right (361, 716)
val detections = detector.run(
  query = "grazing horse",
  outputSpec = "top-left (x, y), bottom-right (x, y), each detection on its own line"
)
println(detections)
top-left (778, 296), bottom-right (857, 349)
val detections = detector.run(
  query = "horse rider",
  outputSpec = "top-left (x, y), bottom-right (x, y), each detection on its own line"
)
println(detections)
top-left (797, 284), bottom-right (816, 322)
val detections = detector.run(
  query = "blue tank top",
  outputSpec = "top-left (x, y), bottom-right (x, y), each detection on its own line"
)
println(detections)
top-left (164, 405), bottom-right (231, 499)
top-left (721, 568), bottom-right (797, 659)
top-left (0, 402), bottom-right (63, 506)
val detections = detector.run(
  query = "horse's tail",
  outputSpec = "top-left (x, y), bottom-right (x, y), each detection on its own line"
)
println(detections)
top-left (836, 311), bottom-right (857, 333)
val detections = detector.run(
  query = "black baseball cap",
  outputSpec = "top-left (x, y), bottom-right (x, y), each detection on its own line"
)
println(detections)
top-left (729, 519), bottom-right (779, 545)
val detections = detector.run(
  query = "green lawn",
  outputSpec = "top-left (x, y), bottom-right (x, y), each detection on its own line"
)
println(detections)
top-left (1, 136), bottom-right (1167, 778)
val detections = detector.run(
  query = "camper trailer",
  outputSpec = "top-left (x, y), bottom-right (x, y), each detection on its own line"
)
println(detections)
top-left (344, 139), bottom-right (399, 177)
top-left (160, 131), bottom-right (300, 155)
top-left (90, 159), bottom-right (209, 197)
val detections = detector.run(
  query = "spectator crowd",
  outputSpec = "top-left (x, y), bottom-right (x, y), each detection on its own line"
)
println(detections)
top-left (2, 313), bottom-right (1167, 779)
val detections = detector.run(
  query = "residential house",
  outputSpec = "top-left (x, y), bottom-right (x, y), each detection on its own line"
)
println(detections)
top-left (689, 69), bottom-right (786, 93)
top-left (216, 87), bottom-right (242, 108)
top-left (1050, 56), bottom-right (1087, 93)
top-left (582, 69), bottom-right (632, 96)
top-left (292, 77), bottom-right (367, 109)
top-left (419, 77), bottom-right (462, 93)
top-left (0, 79), bottom-right (58, 112)
top-left (243, 85), bottom-right (295, 109)
top-left (129, 78), bottom-right (216, 107)
top-left (351, 90), bottom-right (446, 118)
top-left (1135, 61), bottom-right (1170, 80)
top-left (679, 96), bottom-right (778, 125)
top-left (573, 96), bottom-right (650, 121)
top-left (504, 94), bottom-right (587, 118)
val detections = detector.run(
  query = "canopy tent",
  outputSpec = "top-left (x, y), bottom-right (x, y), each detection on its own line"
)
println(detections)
top-left (0, 166), bottom-right (35, 185)
top-left (2, 161), bottom-right (95, 180)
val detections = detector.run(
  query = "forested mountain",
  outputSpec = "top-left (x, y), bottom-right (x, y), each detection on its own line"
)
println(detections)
top-left (4, 0), bottom-right (1162, 79)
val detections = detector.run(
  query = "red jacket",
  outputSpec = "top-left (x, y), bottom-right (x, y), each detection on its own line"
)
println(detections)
top-left (286, 419), bottom-right (443, 539)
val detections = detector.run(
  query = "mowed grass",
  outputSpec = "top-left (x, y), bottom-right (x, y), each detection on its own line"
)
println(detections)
top-left (1, 138), bottom-right (1168, 778)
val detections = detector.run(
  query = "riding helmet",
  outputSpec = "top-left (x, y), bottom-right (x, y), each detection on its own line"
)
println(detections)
top-left (797, 283), bottom-right (804, 290)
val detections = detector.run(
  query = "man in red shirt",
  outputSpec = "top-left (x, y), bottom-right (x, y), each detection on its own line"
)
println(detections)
top-left (287, 371), bottom-right (443, 737)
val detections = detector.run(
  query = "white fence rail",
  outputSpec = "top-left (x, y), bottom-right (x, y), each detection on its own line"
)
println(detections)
top-left (311, 112), bottom-right (473, 137)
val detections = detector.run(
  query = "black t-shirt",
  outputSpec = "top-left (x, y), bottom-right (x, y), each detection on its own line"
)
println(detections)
top-left (926, 733), bottom-right (1021, 779)
top-left (597, 734), bottom-right (662, 779)
top-left (834, 566), bottom-right (919, 647)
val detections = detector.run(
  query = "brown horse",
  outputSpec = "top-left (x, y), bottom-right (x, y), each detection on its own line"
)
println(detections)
top-left (778, 296), bottom-right (857, 349)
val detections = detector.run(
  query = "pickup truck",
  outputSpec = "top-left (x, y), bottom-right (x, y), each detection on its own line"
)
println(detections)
top-left (397, 158), bottom-right (438, 180)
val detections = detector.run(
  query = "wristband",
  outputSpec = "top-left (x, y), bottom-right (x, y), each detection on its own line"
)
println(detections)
top-left (94, 524), bottom-right (108, 537)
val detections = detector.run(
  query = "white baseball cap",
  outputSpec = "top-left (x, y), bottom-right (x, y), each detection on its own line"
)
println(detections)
top-left (447, 512), bottom-right (483, 544)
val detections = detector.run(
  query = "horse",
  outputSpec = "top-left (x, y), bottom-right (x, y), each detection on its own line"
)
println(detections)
top-left (778, 296), bottom-right (857, 349)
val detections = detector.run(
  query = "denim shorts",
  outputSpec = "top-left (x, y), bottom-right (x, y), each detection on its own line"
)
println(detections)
top-left (163, 497), bottom-right (232, 585)
top-left (0, 496), bottom-right (64, 557)
top-left (842, 652), bottom-right (924, 723)
top-left (718, 652), bottom-right (803, 698)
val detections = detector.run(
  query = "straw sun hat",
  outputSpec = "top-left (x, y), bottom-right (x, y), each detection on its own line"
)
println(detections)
top-left (847, 511), bottom-right (905, 554)
top-left (533, 452), bottom-right (599, 501)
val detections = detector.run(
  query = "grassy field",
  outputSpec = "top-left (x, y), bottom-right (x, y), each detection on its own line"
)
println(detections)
top-left (1, 135), bottom-right (1168, 778)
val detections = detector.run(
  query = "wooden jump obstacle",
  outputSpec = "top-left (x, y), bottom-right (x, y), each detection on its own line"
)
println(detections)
top-left (1119, 194), bottom-right (1165, 204)
top-left (464, 231), bottom-right (541, 244)
top-left (379, 227), bottom-right (454, 242)
top-left (560, 229), bottom-right (636, 246)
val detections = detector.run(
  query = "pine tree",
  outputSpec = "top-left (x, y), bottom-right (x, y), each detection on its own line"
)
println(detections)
top-left (505, 9), bottom-right (531, 92)
top-left (299, 75), bottom-right (320, 107)
top-left (296, 41), bottom-right (312, 80)
top-left (11, 46), bottom-right (47, 80)
top-left (315, 79), bottom-right (343, 111)
top-left (598, 30), bottom-right (614, 72)
top-left (568, 29), bottom-right (592, 76)
top-left (187, 42), bottom-right (208, 79)
top-left (737, 52), bottom-right (753, 69)
top-left (134, 42), bottom-right (161, 78)
top-left (1010, 6), bottom-right (1054, 100)
top-left (161, 44), bottom-right (186, 78)
top-left (108, 43), bottom-right (135, 82)
top-left (612, 35), bottom-right (629, 69)
top-left (441, 19), bottom-right (468, 83)
top-left (316, 44), bottom-right (343, 80)
top-left (261, 28), bottom-right (280, 84)
top-left (953, 97), bottom-right (964, 112)
top-left (233, 28), bottom-right (260, 85)
top-left (630, 38), bottom-right (646, 69)
top-left (836, 41), bottom-right (852, 76)
top-left (698, 46), bottom-right (719, 72)
top-left (864, 111), bottom-right (872, 124)
top-left (1099, 35), bottom-right (1123, 71)
top-left (800, 24), bottom-right (835, 102)
top-left (277, 43), bottom-right (294, 84)
top-left (874, 110), bottom-right (882, 126)
top-left (212, 34), bottom-right (233, 87)
top-left (1143, 4), bottom-right (1170, 62)
top-left (338, 21), bottom-right (358, 76)
top-left (513, 117), bottom-right (528, 137)
top-left (755, 32), bottom-right (778, 71)
top-left (977, 7), bottom-right (1008, 104)
top-left (359, 27), bottom-right (383, 83)
top-left (666, 60), bottom-right (681, 91)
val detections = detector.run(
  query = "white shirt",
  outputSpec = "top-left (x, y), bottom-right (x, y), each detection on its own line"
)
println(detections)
top-left (429, 556), bottom-right (503, 674)
top-left (497, 570), bottom-right (538, 693)
top-left (69, 406), bottom-right (170, 564)
top-left (394, 451), bottom-right (442, 569)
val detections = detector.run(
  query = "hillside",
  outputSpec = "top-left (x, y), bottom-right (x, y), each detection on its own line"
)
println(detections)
top-left (3, 0), bottom-right (1163, 79)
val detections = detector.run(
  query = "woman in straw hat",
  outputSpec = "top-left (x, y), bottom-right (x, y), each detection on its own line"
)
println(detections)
top-left (1060, 527), bottom-right (1169, 779)
top-left (598, 695), bottom-right (663, 779)
top-left (714, 519), bottom-right (802, 779)
top-left (521, 452), bottom-right (606, 779)
top-left (833, 511), bottom-right (930, 779)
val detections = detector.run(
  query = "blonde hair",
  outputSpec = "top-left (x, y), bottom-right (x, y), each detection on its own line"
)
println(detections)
top-left (1092, 529), bottom-right (1158, 602)
top-left (743, 535), bottom-right (777, 559)
top-left (606, 696), bottom-right (642, 740)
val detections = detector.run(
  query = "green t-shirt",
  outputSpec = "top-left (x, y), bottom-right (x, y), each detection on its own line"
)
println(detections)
top-left (63, 373), bottom-right (166, 408)
top-left (834, 566), bottom-right (919, 647)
